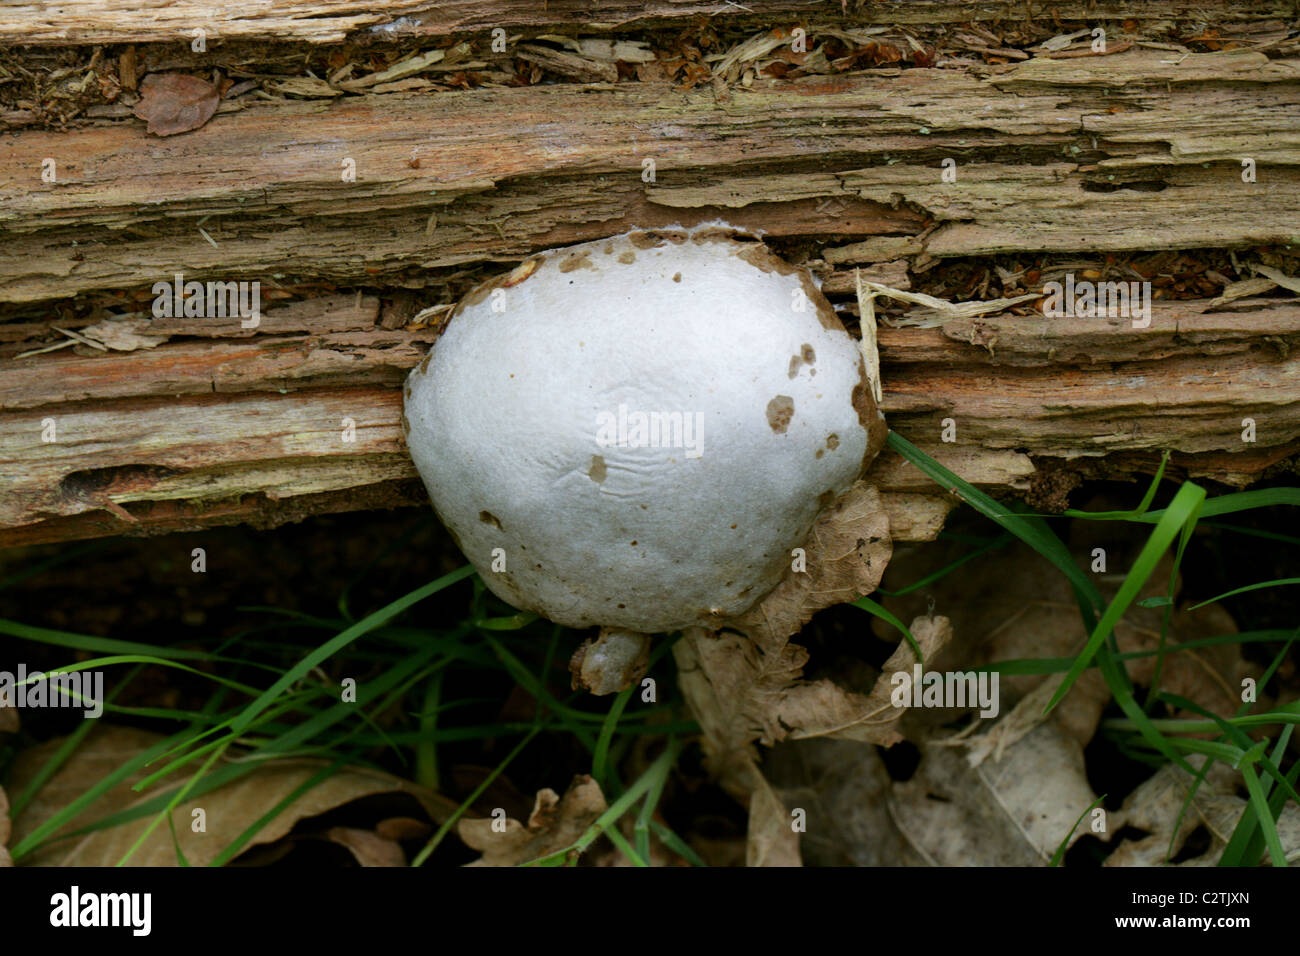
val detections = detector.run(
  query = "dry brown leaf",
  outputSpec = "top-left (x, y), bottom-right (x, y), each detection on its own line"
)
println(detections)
top-left (590, 818), bottom-right (682, 867)
top-left (674, 480), bottom-right (895, 874)
top-left (375, 816), bottom-right (431, 842)
top-left (1106, 758), bottom-right (1300, 866)
top-left (676, 483), bottom-right (892, 787)
top-left (132, 73), bottom-right (221, 136)
top-left (457, 775), bottom-right (606, 867)
top-left (8, 725), bottom-right (456, 866)
top-left (882, 534), bottom-right (1259, 747)
top-left (745, 773), bottom-right (802, 866)
top-left (775, 615), bottom-right (953, 745)
top-left (672, 482), bottom-right (896, 866)
top-left (325, 826), bottom-right (406, 867)
top-left (674, 627), bottom-right (807, 797)
top-left (959, 670), bottom-right (1063, 767)
top-left (767, 738), bottom-right (926, 866)
top-left (889, 721), bottom-right (1102, 865)
top-left (729, 481), bottom-right (892, 649)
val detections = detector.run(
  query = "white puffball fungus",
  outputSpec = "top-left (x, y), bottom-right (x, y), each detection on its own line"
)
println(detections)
top-left (403, 227), bottom-right (886, 637)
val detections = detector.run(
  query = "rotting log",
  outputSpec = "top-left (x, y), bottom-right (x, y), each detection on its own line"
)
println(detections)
top-left (2, 4), bottom-right (1299, 548)
top-left (4, 291), bottom-right (1298, 549)
top-left (7, 0), bottom-right (1295, 46)
top-left (3, 50), bottom-right (1300, 301)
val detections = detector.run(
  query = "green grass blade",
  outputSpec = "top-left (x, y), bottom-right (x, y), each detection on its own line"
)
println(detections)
top-left (852, 595), bottom-right (921, 660)
top-left (592, 688), bottom-right (634, 790)
top-left (1050, 793), bottom-right (1106, 866)
top-left (1045, 481), bottom-right (1205, 715)
top-left (0, 618), bottom-right (213, 660)
top-left (1187, 577), bottom-right (1300, 611)
top-left (522, 742), bottom-right (678, 867)
top-left (229, 564), bottom-right (475, 734)
top-left (1239, 763), bottom-right (1287, 867)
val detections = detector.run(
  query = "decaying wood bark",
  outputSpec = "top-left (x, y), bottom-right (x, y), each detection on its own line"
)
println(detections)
top-left (4, 49), bottom-right (1300, 301)
top-left (7, 0), bottom-right (1293, 46)
top-left (2, 3), bottom-right (1298, 548)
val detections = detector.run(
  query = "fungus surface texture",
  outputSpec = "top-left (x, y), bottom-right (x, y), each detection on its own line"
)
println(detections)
top-left (404, 228), bottom-right (887, 633)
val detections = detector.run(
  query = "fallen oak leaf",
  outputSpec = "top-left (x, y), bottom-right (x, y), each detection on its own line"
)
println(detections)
top-left (881, 534), bottom-right (1262, 748)
top-left (745, 772), bottom-right (802, 866)
top-left (8, 725), bottom-right (457, 866)
top-left (325, 826), bottom-right (407, 867)
top-left (132, 73), bottom-right (220, 136)
top-left (773, 615), bottom-right (953, 746)
top-left (672, 481), bottom-right (895, 866)
top-left (728, 481), bottom-right (893, 650)
top-left (674, 482), bottom-right (893, 798)
top-left (457, 775), bottom-right (606, 866)
top-left (1105, 757), bottom-right (1300, 866)
top-left (889, 720), bottom-right (1104, 865)
top-left (375, 816), bottom-right (431, 842)
top-left (767, 738), bottom-right (927, 866)
top-left (740, 615), bottom-right (947, 869)
top-left (673, 627), bottom-right (808, 798)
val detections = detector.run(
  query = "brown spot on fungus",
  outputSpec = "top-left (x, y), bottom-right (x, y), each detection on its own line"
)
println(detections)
top-left (788, 355), bottom-right (801, 379)
top-left (559, 252), bottom-right (594, 273)
top-left (801, 344), bottom-right (816, 364)
top-left (691, 225), bottom-right (743, 244)
top-left (629, 232), bottom-right (664, 250)
top-left (826, 433), bottom-right (839, 449)
top-left (766, 395), bottom-right (794, 433)
top-left (851, 383), bottom-right (871, 427)
top-left (617, 251), bottom-right (636, 265)
top-left (737, 243), bottom-right (797, 276)
top-left (852, 356), bottom-right (889, 466)
top-left (816, 448), bottom-right (824, 459)
top-left (479, 510), bottom-right (503, 530)
top-left (588, 455), bottom-right (607, 483)
top-left (672, 272), bottom-right (681, 282)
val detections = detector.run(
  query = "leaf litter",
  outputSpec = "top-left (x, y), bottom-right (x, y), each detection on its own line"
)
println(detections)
top-left (7, 725), bottom-right (458, 866)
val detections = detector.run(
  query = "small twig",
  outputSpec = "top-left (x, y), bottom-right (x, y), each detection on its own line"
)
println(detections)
top-left (50, 325), bottom-right (108, 351)
top-left (15, 339), bottom-right (76, 359)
